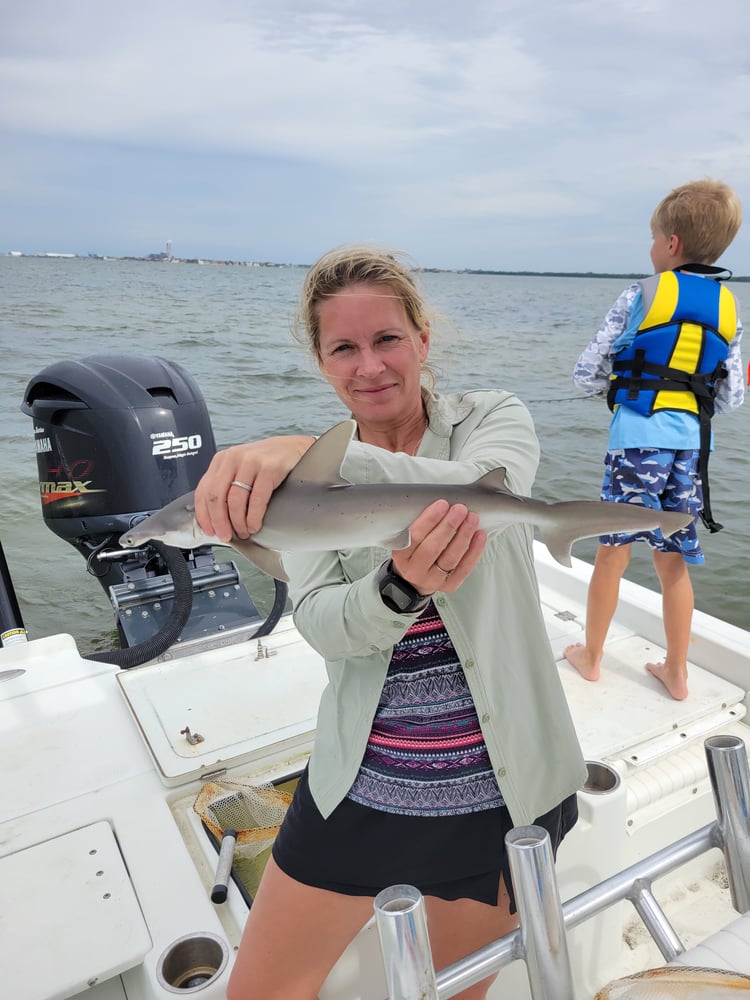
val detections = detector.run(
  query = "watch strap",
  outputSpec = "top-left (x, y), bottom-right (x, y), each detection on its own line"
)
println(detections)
top-left (376, 560), bottom-right (433, 615)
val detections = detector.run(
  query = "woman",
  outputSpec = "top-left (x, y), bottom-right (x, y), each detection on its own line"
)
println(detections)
top-left (194, 246), bottom-right (586, 1000)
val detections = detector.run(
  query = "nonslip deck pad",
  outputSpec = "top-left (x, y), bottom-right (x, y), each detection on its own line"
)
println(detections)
top-left (557, 633), bottom-right (745, 764)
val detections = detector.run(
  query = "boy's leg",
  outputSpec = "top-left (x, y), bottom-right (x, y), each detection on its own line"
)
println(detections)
top-left (646, 549), bottom-right (692, 701)
top-left (644, 448), bottom-right (702, 701)
top-left (564, 542), bottom-right (631, 680)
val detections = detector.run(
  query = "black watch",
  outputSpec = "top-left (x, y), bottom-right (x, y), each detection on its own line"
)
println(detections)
top-left (376, 560), bottom-right (433, 615)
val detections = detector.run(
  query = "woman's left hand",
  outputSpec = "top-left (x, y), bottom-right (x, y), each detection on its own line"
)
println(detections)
top-left (391, 500), bottom-right (487, 595)
top-left (194, 435), bottom-right (316, 541)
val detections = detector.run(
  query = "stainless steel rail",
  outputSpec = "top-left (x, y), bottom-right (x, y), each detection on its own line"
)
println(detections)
top-left (374, 883), bottom-right (438, 1000)
top-left (706, 734), bottom-right (750, 913)
top-left (506, 825), bottom-right (574, 1000)
top-left (374, 735), bottom-right (750, 1000)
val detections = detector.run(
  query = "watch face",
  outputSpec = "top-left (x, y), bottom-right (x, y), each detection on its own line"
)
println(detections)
top-left (377, 561), bottom-right (430, 614)
top-left (381, 578), bottom-right (411, 612)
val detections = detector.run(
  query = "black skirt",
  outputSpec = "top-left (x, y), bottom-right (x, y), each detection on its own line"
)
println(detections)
top-left (272, 767), bottom-right (578, 909)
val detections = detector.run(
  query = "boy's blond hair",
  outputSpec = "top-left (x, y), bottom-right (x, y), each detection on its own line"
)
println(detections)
top-left (651, 178), bottom-right (742, 264)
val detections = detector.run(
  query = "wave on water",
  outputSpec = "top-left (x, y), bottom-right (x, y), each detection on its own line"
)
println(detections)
top-left (2, 257), bottom-right (748, 648)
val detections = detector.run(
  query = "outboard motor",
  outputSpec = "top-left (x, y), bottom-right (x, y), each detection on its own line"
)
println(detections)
top-left (22, 353), bottom-right (214, 580)
top-left (21, 354), bottom-right (283, 659)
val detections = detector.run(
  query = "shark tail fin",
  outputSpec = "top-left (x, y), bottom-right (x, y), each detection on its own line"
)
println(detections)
top-left (659, 510), bottom-right (694, 538)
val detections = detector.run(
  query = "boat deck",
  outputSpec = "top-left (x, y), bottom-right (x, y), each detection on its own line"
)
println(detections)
top-left (550, 611), bottom-right (745, 767)
top-left (1, 543), bottom-right (748, 1000)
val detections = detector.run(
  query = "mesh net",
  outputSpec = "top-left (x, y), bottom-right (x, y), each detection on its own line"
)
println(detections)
top-left (594, 966), bottom-right (750, 998)
top-left (193, 776), bottom-right (293, 863)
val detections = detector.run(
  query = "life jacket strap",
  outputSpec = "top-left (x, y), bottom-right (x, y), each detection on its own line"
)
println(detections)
top-left (696, 364), bottom-right (728, 533)
top-left (606, 360), bottom-right (728, 533)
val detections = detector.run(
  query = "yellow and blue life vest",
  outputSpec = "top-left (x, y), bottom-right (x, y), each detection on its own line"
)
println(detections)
top-left (606, 269), bottom-right (738, 532)
top-left (607, 270), bottom-right (737, 417)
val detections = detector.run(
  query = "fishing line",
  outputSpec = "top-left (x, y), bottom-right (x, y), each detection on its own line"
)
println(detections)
top-left (524, 394), bottom-right (597, 404)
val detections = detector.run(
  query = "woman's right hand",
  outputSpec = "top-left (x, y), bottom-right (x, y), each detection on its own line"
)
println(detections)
top-left (391, 500), bottom-right (487, 595)
top-left (194, 435), bottom-right (316, 541)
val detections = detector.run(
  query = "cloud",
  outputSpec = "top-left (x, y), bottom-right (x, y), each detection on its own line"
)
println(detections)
top-left (1, 4), bottom-right (544, 163)
top-left (2, 0), bottom-right (749, 270)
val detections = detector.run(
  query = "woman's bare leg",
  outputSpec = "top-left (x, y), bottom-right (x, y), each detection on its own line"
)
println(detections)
top-left (424, 876), bottom-right (519, 999)
top-left (226, 857), bottom-right (374, 1000)
top-left (227, 860), bottom-right (520, 1000)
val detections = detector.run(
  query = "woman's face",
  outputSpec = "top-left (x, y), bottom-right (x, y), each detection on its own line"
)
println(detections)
top-left (316, 283), bottom-right (429, 428)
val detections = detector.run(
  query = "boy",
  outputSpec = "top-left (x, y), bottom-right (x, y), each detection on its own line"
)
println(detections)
top-left (565, 179), bottom-right (744, 700)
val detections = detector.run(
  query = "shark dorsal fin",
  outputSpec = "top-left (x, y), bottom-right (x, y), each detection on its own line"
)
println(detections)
top-left (475, 467), bottom-right (512, 494)
top-left (287, 419), bottom-right (356, 486)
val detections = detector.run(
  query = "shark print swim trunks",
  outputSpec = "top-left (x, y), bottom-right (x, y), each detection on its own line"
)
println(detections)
top-left (598, 448), bottom-right (704, 564)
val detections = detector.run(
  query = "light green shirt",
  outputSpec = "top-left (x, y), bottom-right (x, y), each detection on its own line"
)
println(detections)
top-left (285, 389), bottom-right (587, 824)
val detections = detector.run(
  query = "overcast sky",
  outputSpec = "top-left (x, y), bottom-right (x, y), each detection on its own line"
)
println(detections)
top-left (2, 0), bottom-right (749, 273)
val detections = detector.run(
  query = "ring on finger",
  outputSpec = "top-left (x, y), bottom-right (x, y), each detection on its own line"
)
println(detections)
top-left (230, 480), bottom-right (253, 493)
top-left (435, 561), bottom-right (454, 576)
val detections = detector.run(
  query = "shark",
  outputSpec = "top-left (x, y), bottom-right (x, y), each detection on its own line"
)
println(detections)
top-left (119, 419), bottom-right (693, 582)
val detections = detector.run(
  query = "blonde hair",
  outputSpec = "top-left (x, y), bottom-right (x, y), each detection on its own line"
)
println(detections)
top-left (294, 244), bottom-right (438, 385)
top-left (651, 178), bottom-right (742, 264)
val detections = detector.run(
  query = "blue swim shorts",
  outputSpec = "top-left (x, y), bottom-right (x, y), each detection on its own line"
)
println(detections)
top-left (598, 448), bottom-right (704, 565)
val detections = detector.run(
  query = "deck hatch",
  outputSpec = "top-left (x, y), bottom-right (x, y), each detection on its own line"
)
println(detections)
top-left (117, 616), bottom-right (328, 786)
top-left (0, 820), bottom-right (151, 1000)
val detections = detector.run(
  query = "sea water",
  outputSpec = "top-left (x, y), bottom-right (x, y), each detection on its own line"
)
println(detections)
top-left (1, 255), bottom-right (748, 652)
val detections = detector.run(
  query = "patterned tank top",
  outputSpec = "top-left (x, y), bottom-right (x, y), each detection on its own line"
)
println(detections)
top-left (347, 601), bottom-right (504, 816)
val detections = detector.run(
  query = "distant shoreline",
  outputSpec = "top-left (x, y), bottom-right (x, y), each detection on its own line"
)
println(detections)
top-left (4, 252), bottom-right (748, 281)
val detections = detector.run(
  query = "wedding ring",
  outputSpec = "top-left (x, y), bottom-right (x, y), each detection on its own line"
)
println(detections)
top-left (435, 561), bottom-right (453, 576)
top-left (230, 480), bottom-right (253, 493)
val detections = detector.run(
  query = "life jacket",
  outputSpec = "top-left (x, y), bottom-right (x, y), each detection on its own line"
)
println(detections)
top-left (606, 269), bottom-right (738, 532)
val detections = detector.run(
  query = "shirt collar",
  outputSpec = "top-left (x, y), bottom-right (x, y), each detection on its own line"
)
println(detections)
top-left (422, 388), bottom-right (474, 438)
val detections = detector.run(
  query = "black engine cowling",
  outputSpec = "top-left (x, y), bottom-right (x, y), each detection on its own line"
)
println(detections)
top-left (20, 354), bottom-right (282, 658)
top-left (21, 353), bottom-right (216, 588)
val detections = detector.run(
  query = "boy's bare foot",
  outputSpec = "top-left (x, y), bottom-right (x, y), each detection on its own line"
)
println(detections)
top-left (645, 660), bottom-right (689, 701)
top-left (563, 643), bottom-right (601, 682)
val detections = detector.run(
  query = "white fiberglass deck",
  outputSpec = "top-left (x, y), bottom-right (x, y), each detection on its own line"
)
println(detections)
top-left (548, 610), bottom-right (745, 767)
top-left (1, 542), bottom-right (748, 1000)
top-left (537, 548), bottom-right (747, 771)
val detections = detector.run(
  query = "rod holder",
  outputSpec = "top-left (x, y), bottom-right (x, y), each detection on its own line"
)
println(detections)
top-left (506, 825), bottom-right (574, 1000)
top-left (374, 883), bottom-right (438, 1000)
top-left (705, 734), bottom-right (750, 913)
top-left (0, 540), bottom-right (27, 647)
top-left (629, 878), bottom-right (684, 961)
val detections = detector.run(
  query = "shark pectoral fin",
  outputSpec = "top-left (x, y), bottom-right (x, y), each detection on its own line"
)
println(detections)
top-left (230, 537), bottom-right (290, 582)
top-left (538, 529), bottom-right (573, 568)
top-left (382, 528), bottom-right (412, 550)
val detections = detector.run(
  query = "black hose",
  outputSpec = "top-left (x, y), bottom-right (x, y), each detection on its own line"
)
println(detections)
top-left (85, 540), bottom-right (193, 667)
top-left (85, 541), bottom-right (288, 666)
top-left (251, 578), bottom-right (288, 638)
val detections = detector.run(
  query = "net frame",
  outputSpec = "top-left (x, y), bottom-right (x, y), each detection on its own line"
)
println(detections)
top-left (193, 776), bottom-right (293, 861)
